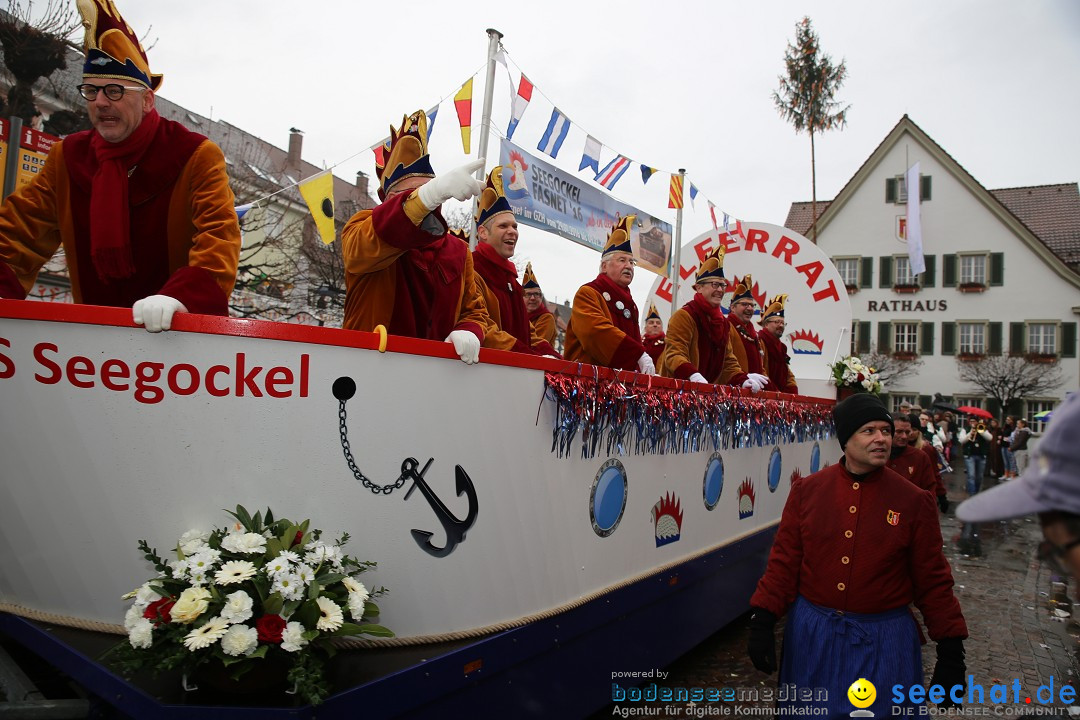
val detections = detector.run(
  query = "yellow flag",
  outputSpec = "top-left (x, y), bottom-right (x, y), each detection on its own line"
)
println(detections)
top-left (454, 78), bottom-right (473, 154)
top-left (299, 171), bottom-right (336, 245)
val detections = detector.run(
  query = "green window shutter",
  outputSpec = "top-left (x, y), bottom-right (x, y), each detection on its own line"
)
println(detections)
top-left (920, 175), bottom-right (932, 201)
top-left (1010, 322), bottom-right (1025, 355)
top-left (859, 257), bottom-right (874, 289)
top-left (941, 322), bottom-right (956, 355)
top-left (886, 178), bottom-right (897, 204)
top-left (921, 255), bottom-right (936, 287)
top-left (987, 398), bottom-right (1002, 419)
top-left (988, 322), bottom-right (1003, 355)
top-left (879, 256), bottom-right (894, 288)
top-left (1063, 322), bottom-right (1077, 358)
top-left (990, 252), bottom-right (1005, 286)
top-left (919, 394), bottom-right (932, 410)
top-left (920, 322), bottom-right (935, 356)
top-left (943, 254), bottom-right (957, 287)
top-left (857, 321), bottom-right (871, 354)
top-left (878, 321), bottom-right (892, 353)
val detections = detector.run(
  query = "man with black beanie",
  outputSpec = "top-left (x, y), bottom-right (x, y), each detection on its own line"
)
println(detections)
top-left (747, 393), bottom-right (968, 716)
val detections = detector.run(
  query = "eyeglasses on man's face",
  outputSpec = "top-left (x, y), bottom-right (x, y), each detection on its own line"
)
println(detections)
top-left (698, 281), bottom-right (725, 291)
top-left (77, 83), bottom-right (146, 101)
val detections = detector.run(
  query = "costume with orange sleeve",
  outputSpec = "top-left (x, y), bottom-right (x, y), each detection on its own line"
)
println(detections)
top-left (529, 306), bottom-right (557, 346)
top-left (758, 328), bottom-right (798, 394)
top-left (564, 274), bottom-right (644, 370)
top-left (659, 294), bottom-right (746, 384)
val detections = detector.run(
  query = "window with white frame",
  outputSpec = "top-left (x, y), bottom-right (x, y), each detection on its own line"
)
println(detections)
top-left (894, 322), bottom-right (919, 353)
top-left (1028, 323), bottom-right (1057, 355)
top-left (892, 395), bottom-right (917, 413)
top-left (895, 256), bottom-right (917, 286)
top-left (959, 323), bottom-right (986, 355)
top-left (959, 254), bottom-right (987, 285)
top-left (835, 258), bottom-right (859, 287)
top-left (953, 396), bottom-right (984, 410)
top-left (1027, 399), bottom-right (1056, 433)
top-left (850, 321), bottom-right (858, 356)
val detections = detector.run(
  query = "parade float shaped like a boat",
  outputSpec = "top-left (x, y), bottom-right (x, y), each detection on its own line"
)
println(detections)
top-left (0, 225), bottom-right (849, 718)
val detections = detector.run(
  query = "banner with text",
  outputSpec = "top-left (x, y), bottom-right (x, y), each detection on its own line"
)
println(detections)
top-left (498, 139), bottom-right (672, 278)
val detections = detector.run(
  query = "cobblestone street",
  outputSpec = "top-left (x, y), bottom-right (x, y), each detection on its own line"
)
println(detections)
top-left (600, 464), bottom-right (1080, 717)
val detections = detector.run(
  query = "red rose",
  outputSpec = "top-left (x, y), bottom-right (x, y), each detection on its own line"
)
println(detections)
top-left (256, 614), bottom-right (287, 643)
top-left (292, 531), bottom-right (303, 548)
top-left (143, 597), bottom-right (175, 625)
top-left (856, 373), bottom-right (865, 382)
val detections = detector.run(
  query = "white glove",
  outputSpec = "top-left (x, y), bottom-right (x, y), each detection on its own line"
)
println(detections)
top-left (637, 352), bottom-right (656, 376)
top-left (132, 295), bottom-right (187, 333)
top-left (742, 372), bottom-right (769, 393)
top-left (417, 159), bottom-right (486, 211)
top-left (445, 330), bottom-right (481, 365)
top-left (689, 372), bottom-right (708, 384)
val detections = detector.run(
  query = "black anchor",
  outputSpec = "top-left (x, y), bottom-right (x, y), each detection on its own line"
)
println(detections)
top-left (333, 376), bottom-right (479, 558)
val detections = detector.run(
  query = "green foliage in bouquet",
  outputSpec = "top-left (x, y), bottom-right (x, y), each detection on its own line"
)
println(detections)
top-left (106, 505), bottom-right (393, 705)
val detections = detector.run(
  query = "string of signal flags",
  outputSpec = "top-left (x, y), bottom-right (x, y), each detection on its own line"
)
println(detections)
top-left (237, 47), bottom-right (749, 246)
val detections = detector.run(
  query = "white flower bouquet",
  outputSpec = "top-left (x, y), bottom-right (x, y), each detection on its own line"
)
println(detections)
top-left (828, 355), bottom-right (882, 394)
top-left (107, 505), bottom-right (391, 705)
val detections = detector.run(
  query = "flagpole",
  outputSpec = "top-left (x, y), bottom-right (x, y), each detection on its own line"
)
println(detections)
top-left (470, 28), bottom-right (503, 248)
top-left (670, 168), bottom-right (686, 310)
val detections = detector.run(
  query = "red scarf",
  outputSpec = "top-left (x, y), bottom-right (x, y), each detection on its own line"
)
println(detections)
top-left (682, 293), bottom-right (730, 381)
top-left (586, 273), bottom-right (641, 343)
top-left (759, 327), bottom-right (792, 390)
top-left (89, 108), bottom-right (162, 280)
top-left (473, 241), bottom-right (532, 347)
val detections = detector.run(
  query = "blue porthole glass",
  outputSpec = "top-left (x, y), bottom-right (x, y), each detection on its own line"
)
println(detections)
top-left (703, 453), bottom-right (724, 510)
top-left (591, 459), bottom-right (627, 537)
top-left (810, 442), bottom-right (821, 474)
top-left (768, 447), bottom-right (782, 492)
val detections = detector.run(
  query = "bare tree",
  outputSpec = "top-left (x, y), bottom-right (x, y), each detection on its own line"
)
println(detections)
top-left (0, 0), bottom-right (80, 120)
top-left (955, 355), bottom-right (1064, 417)
top-left (773, 17), bottom-right (850, 242)
top-left (861, 345), bottom-right (924, 389)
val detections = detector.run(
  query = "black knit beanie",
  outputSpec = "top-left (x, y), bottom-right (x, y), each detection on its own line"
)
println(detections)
top-left (833, 393), bottom-right (893, 449)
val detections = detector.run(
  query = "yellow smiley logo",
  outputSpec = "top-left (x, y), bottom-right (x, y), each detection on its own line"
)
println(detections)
top-left (847, 678), bottom-right (876, 709)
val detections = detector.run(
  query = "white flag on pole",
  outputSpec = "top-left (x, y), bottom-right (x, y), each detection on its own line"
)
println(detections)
top-left (905, 162), bottom-right (926, 275)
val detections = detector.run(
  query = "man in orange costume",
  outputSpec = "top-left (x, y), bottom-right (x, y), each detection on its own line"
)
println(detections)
top-left (564, 215), bottom-right (655, 374)
top-left (523, 263), bottom-right (557, 347)
top-left (658, 246), bottom-right (765, 390)
top-left (758, 294), bottom-right (799, 394)
top-left (471, 167), bottom-right (558, 356)
top-left (341, 111), bottom-right (490, 364)
top-left (641, 302), bottom-right (666, 364)
top-left (726, 274), bottom-right (774, 391)
top-left (0, 0), bottom-right (240, 332)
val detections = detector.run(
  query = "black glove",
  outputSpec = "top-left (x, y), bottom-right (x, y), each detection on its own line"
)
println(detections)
top-left (929, 637), bottom-right (966, 707)
top-left (938, 494), bottom-right (950, 514)
top-left (747, 608), bottom-right (778, 674)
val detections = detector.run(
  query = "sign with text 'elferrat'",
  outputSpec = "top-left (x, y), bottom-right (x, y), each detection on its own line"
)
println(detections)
top-left (498, 139), bottom-right (672, 278)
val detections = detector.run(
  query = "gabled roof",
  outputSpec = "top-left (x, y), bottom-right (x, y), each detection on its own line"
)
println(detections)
top-left (784, 115), bottom-right (1080, 284)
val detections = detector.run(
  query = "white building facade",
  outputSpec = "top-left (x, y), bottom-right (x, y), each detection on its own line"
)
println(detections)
top-left (786, 116), bottom-right (1079, 427)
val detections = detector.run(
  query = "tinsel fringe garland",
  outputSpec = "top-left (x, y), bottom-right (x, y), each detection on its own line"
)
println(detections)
top-left (544, 372), bottom-right (835, 459)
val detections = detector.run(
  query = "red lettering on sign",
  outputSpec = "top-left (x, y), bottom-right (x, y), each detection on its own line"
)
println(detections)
top-left (812, 279), bottom-right (841, 303)
top-left (299, 354), bottom-right (309, 398)
top-left (235, 353), bottom-right (263, 398)
top-left (744, 229), bottom-right (768, 253)
top-left (33, 342), bottom-right (61, 383)
top-left (656, 278), bottom-right (673, 303)
top-left (67, 356), bottom-right (95, 388)
top-left (720, 233), bottom-right (740, 254)
top-left (693, 235), bottom-right (717, 263)
top-left (101, 359), bottom-right (130, 391)
top-left (135, 362), bottom-right (165, 404)
top-left (0, 337), bottom-right (13, 379)
top-left (167, 363), bottom-right (201, 395)
top-left (773, 236), bottom-right (800, 265)
top-left (265, 367), bottom-right (293, 398)
top-left (795, 261), bottom-right (824, 287)
top-left (206, 365), bottom-right (230, 397)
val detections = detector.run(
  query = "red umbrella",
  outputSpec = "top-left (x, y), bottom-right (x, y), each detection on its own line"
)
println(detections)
top-left (956, 406), bottom-right (992, 419)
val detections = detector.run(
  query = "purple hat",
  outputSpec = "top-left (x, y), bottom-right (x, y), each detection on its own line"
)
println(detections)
top-left (956, 393), bottom-right (1080, 522)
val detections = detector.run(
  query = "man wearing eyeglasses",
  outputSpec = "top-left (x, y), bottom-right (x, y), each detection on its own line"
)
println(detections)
top-left (522, 263), bottom-right (557, 347)
top-left (657, 245), bottom-right (763, 390)
top-left (726, 274), bottom-right (775, 392)
top-left (564, 215), bottom-right (655, 374)
top-left (0, 0), bottom-right (240, 332)
top-left (757, 293), bottom-right (798, 394)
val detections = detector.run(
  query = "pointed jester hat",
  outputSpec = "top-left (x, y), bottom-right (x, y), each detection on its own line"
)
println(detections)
top-left (522, 262), bottom-right (541, 290)
top-left (762, 294), bottom-right (788, 322)
top-left (78, 0), bottom-right (163, 90)
top-left (602, 214), bottom-right (636, 258)
top-left (730, 274), bottom-right (755, 305)
top-left (375, 110), bottom-right (436, 200)
top-left (474, 166), bottom-right (514, 228)
top-left (645, 302), bottom-right (661, 321)
top-left (694, 245), bottom-right (726, 285)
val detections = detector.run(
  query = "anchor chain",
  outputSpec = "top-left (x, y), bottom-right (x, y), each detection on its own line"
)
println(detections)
top-left (338, 399), bottom-right (409, 494)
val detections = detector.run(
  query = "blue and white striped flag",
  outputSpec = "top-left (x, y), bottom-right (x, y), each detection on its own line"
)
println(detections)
top-left (426, 104), bottom-right (439, 140)
top-left (579, 135), bottom-right (601, 174)
top-left (596, 155), bottom-right (630, 190)
top-left (689, 183), bottom-right (699, 208)
top-left (537, 108), bottom-right (570, 158)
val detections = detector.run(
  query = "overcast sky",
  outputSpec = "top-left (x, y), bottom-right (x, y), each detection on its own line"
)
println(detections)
top-left (109, 0), bottom-right (1080, 309)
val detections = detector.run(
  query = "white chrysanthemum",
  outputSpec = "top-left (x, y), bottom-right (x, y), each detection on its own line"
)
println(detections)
top-left (220, 624), bottom-right (259, 656)
top-left (264, 556), bottom-right (291, 577)
top-left (221, 532), bottom-right (267, 555)
top-left (188, 569), bottom-right (208, 586)
top-left (215, 560), bottom-right (257, 586)
top-left (124, 604), bottom-right (145, 631)
top-left (306, 543), bottom-right (342, 567)
top-left (272, 573), bottom-right (305, 601)
top-left (169, 559), bottom-right (189, 580)
top-left (186, 549), bottom-right (221, 574)
top-left (347, 593), bottom-right (369, 620)
top-left (315, 596), bottom-right (344, 632)
top-left (280, 621), bottom-right (308, 653)
top-left (183, 616), bottom-right (229, 650)
top-left (127, 617), bottom-right (154, 649)
top-left (275, 550), bottom-right (300, 564)
top-left (294, 564), bottom-right (315, 587)
top-left (178, 529), bottom-right (211, 556)
top-left (133, 583), bottom-right (160, 610)
top-left (220, 590), bottom-right (254, 624)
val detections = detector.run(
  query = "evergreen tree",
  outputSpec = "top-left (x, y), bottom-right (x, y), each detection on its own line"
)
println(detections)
top-left (773, 17), bottom-right (849, 242)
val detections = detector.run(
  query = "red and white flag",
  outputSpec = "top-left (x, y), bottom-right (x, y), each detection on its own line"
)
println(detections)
top-left (507, 74), bottom-right (533, 140)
